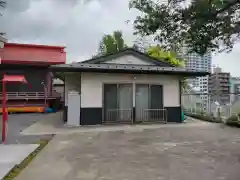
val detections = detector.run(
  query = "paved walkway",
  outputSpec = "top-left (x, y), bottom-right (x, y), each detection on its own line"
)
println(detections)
top-left (16, 121), bottom-right (240, 180)
top-left (0, 144), bottom-right (38, 179)
top-left (21, 113), bottom-right (211, 135)
top-left (0, 113), bottom-right (56, 144)
top-left (0, 113), bottom-right (54, 179)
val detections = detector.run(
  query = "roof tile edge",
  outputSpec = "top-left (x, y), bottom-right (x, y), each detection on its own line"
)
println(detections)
top-left (5, 42), bottom-right (65, 49)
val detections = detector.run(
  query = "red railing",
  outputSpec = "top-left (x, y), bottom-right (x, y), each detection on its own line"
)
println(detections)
top-left (0, 92), bottom-right (61, 100)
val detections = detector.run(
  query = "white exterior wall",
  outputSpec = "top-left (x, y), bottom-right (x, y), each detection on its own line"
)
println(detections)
top-left (64, 74), bottom-right (81, 106)
top-left (104, 55), bottom-right (154, 65)
top-left (81, 72), bottom-right (180, 108)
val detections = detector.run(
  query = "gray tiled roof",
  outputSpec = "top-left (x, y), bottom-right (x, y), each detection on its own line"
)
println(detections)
top-left (50, 63), bottom-right (209, 77)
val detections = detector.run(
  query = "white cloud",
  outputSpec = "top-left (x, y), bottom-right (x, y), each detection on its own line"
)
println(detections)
top-left (212, 43), bottom-right (240, 77)
top-left (0, 0), bottom-right (240, 76)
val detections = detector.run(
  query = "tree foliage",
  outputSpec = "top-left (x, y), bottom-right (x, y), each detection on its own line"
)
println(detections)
top-left (0, 1), bottom-right (5, 8)
top-left (147, 45), bottom-right (184, 67)
top-left (97, 30), bottom-right (127, 56)
top-left (146, 45), bottom-right (188, 90)
top-left (0, 0), bottom-right (5, 15)
top-left (129, 0), bottom-right (240, 55)
top-left (0, 0), bottom-right (6, 35)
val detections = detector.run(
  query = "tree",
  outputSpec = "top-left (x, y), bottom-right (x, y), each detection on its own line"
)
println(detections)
top-left (0, 0), bottom-right (6, 35)
top-left (129, 0), bottom-right (240, 55)
top-left (0, 1), bottom-right (5, 8)
top-left (147, 45), bottom-right (184, 67)
top-left (146, 45), bottom-right (188, 90)
top-left (97, 30), bottom-right (127, 56)
top-left (132, 36), bottom-right (152, 52)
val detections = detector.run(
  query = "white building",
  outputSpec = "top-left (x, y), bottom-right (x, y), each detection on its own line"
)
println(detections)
top-left (180, 48), bottom-right (212, 111)
top-left (51, 48), bottom-right (208, 126)
top-left (230, 77), bottom-right (240, 103)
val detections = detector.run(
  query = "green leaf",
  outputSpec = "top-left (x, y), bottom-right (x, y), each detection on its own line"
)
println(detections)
top-left (129, 0), bottom-right (240, 55)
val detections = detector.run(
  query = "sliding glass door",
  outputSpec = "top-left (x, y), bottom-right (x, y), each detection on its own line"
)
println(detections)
top-left (104, 84), bottom-right (118, 122)
top-left (103, 84), bottom-right (133, 123)
top-left (135, 84), bottom-right (164, 123)
top-left (135, 84), bottom-right (149, 122)
top-left (103, 83), bottom-right (164, 123)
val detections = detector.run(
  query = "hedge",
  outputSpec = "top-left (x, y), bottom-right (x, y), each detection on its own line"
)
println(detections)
top-left (186, 112), bottom-right (240, 128)
top-left (225, 115), bottom-right (240, 128)
top-left (185, 112), bottom-right (222, 123)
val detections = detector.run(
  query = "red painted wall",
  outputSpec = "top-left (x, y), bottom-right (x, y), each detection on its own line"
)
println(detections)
top-left (0, 43), bottom-right (66, 65)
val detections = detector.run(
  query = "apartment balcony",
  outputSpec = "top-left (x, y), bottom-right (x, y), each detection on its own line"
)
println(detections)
top-left (218, 79), bottom-right (229, 83)
top-left (219, 83), bottom-right (230, 87)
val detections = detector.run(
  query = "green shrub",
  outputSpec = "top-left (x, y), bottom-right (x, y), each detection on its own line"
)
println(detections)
top-left (225, 115), bottom-right (240, 128)
top-left (185, 113), bottom-right (221, 123)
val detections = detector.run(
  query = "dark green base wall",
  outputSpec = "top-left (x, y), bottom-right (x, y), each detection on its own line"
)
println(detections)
top-left (63, 106), bottom-right (182, 125)
top-left (165, 107), bottom-right (182, 123)
top-left (80, 108), bottom-right (102, 125)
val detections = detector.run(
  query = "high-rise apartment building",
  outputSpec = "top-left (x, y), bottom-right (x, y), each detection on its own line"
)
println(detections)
top-left (180, 48), bottom-right (212, 110)
top-left (208, 67), bottom-right (230, 105)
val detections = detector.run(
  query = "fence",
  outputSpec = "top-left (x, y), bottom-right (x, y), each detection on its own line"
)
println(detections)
top-left (141, 109), bottom-right (167, 123)
top-left (0, 92), bottom-right (60, 100)
top-left (105, 109), bottom-right (133, 124)
top-left (182, 93), bottom-right (240, 118)
top-left (104, 108), bottom-right (167, 124)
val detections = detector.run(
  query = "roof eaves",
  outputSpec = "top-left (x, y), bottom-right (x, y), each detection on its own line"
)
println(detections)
top-left (50, 63), bottom-right (209, 76)
top-left (81, 48), bottom-right (175, 67)
top-left (5, 43), bottom-right (65, 49)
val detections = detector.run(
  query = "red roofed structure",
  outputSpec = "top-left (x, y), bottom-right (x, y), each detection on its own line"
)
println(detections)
top-left (0, 42), bottom-right (66, 113)
top-left (2, 75), bottom-right (27, 83)
top-left (0, 43), bottom-right (66, 65)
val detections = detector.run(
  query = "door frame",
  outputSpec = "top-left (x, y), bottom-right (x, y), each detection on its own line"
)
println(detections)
top-left (102, 83), bottom-right (134, 124)
top-left (134, 83), bottom-right (164, 123)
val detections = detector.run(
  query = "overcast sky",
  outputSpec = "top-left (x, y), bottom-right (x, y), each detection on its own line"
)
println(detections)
top-left (1, 0), bottom-right (240, 76)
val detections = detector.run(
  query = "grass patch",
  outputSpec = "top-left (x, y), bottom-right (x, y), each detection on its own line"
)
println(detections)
top-left (3, 140), bottom-right (50, 180)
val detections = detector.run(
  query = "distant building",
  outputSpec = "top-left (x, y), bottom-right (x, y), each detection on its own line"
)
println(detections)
top-left (53, 78), bottom-right (64, 103)
top-left (230, 77), bottom-right (240, 103)
top-left (180, 47), bottom-right (211, 111)
top-left (182, 86), bottom-right (205, 113)
top-left (208, 67), bottom-right (230, 105)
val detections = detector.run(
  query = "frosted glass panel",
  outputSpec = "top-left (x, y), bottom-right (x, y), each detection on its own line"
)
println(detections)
top-left (118, 84), bottom-right (132, 121)
top-left (135, 85), bottom-right (149, 121)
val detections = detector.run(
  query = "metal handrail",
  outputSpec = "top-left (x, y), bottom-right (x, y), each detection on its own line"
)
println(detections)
top-left (105, 109), bottom-right (133, 124)
top-left (142, 109), bottom-right (167, 123)
top-left (105, 108), bottom-right (167, 124)
top-left (0, 92), bottom-right (60, 100)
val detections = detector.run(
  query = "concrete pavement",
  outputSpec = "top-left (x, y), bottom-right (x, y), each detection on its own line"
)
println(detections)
top-left (0, 113), bottom-right (55, 179)
top-left (15, 121), bottom-right (240, 180)
top-left (2, 113), bottom-right (55, 144)
top-left (0, 144), bottom-right (38, 179)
